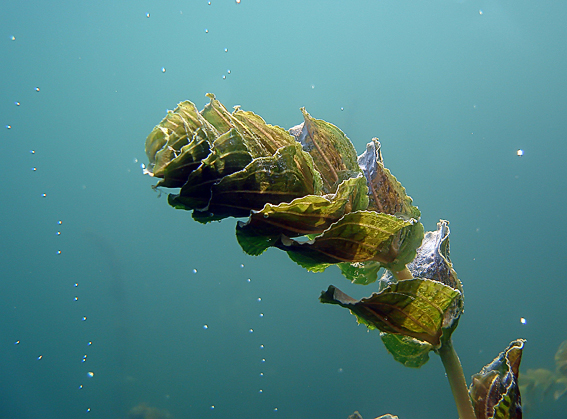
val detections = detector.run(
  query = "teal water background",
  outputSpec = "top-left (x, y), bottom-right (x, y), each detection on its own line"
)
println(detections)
top-left (1, 1), bottom-right (566, 418)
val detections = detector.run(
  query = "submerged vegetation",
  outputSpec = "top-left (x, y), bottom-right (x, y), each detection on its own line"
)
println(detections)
top-left (144, 94), bottom-right (525, 419)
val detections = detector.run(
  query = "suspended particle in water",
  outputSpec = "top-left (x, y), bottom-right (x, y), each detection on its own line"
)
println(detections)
top-left (260, 344), bottom-right (264, 349)
top-left (340, 107), bottom-right (344, 111)
top-left (86, 408), bottom-right (91, 412)
top-left (205, 28), bottom-right (209, 33)
top-left (311, 84), bottom-right (315, 89)
top-left (74, 296), bottom-right (78, 301)
top-left (82, 316), bottom-right (87, 321)
top-left (235, 0), bottom-right (241, 3)
top-left (14, 341), bottom-right (20, 345)
top-left (203, 324), bottom-right (208, 329)
top-left (259, 372), bottom-right (264, 376)
top-left (87, 341), bottom-right (92, 346)
top-left (15, 102), bottom-right (20, 106)
top-left (87, 371), bottom-right (94, 378)
top-left (222, 75), bottom-right (226, 79)
top-left (82, 355), bottom-right (87, 362)
top-left (41, 193), bottom-right (47, 198)
top-left (58, 220), bottom-right (62, 225)
top-left (37, 355), bottom-right (43, 360)
top-left (146, 13), bottom-right (150, 18)
top-left (224, 48), bottom-right (228, 53)
top-left (261, 358), bottom-right (265, 362)
top-left (247, 278), bottom-right (251, 283)
top-left (79, 384), bottom-right (83, 389)
top-left (479, 9), bottom-right (483, 15)
top-left (32, 167), bottom-right (36, 171)
top-left (56, 250), bottom-right (61, 255)
top-left (35, 87), bottom-right (40, 92)
top-left (240, 264), bottom-right (245, 268)
top-left (227, 69), bottom-right (231, 74)
top-left (161, 67), bottom-right (166, 73)
top-left (259, 313), bottom-right (264, 317)
top-left (74, 283), bottom-right (78, 287)
top-left (56, 231), bottom-right (61, 235)
top-left (6, 125), bottom-right (11, 129)
top-left (516, 149), bottom-right (524, 157)
top-left (249, 329), bottom-right (254, 333)
top-left (193, 268), bottom-right (197, 274)
top-left (259, 389), bottom-right (263, 393)
top-left (11, 35), bottom-right (16, 41)
top-left (257, 297), bottom-right (262, 302)
top-left (210, 406), bottom-right (215, 410)
top-left (520, 317), bottom-right (527, 324)
top-left (208, 1), bottom-right (211, 4)
top-left (274, 408), bottom-right (278, 412)
top-left (30, 150), bottom-right (35, 154)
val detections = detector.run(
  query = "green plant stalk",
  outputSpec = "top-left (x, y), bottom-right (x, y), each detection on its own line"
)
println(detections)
top-left (437, 338), bottom-right (476, 419)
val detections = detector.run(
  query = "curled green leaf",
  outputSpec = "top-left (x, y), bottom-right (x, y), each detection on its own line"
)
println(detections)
top-left (469, 339), bottom-right (525, 419)
top-left (320, 278), bottom-right (461, 347)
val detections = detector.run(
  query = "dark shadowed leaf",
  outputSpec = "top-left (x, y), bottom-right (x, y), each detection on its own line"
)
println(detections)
top-left (469, 339), bottom-right (525, 419)
top-left (236, 175), bottom-right (368, 256)
top-left (320, 278), bottom-right (461, 346)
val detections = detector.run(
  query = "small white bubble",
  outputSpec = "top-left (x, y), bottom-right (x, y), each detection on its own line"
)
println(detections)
top-left (249, 329), bottom-right (254, 333)
top-left (203, 324), bottom-right (208, 329)
top-left (224, 48), bottom-right (228, 52)
top-left (259, 313), bottom-right (264, 317)
top-left (58, 220), bottom-right (62, 225)
top-left (11, 35), bottom-right (16, 41)
top-left (87, 341), bottom-right (92, 346)
top-left (311, 84), bottom-right (315, 89)
top-left (41, 193), bottom-right (47, 198)
top-left (235, 0), bottom-right (241, 3)
top-left (74, 283), bottom-right (78, 287)
top-left (74, 296), bottom-right (78, 301)
top-left (32, 167), bottom-right (36, 171)
top-left (205, 28), bottom-right (209, 33)
top-left (260, 344), bottom-right (264, 349)
top-left (259, 389), bottom-right (263, 393)
top-left (87, 371), bottom-right (94, 378)
top-left (37, 355), bottom-right (43, 360)
top-left (82, 355), bottom-right (87, 362)
top-left (520, 317), bottom-right (527, 324)
top-left (86, 408), bottom-right (91, 412)
top-left (260, 372), bottom-right (263, 376)
top-left (516, 149), bottom-right (524, 157)
top-left (79, 384), bottom-right (83, 389)
top-left (208, 1), bottom-right (211, 4)
top-left (479, 9), bottom-right (483, 15)
top-left (146, 13), bottom-right (150, 18)
top-left (240, 264), bottom-right (245, 268)
top-left (56, 250), bottom-right (61, 255)
top-left (56, 231), bottom-right (61, 235)
top-left (257, 297), bottom-right (262, 302)
top-left (210, 406), bottom-right (215, 410)
top-left (222, 75), bottom-right (226, 79)
top-left (227, 69), bottom-right (231, 74)
top-left (35, 87), bottom-right (40, 92)
top-left (82, 316), bottom-right (87, 321)
top-left (193, 268), bottom-right (198, 274)
top-left (162, 67), bottom-right (166, 73)
top-left (6, 125), bottom-right (11, 129)
top-left (261, 358), bottom-right (265, 362)
top-left (340, 107), bottom-right (344, 111)
top-left (14, 340), bottom-right (20, 345)
top-left (15, 102), bottom-right (20, 106)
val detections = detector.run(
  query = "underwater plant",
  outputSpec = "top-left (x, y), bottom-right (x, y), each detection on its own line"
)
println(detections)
top-left (143, 94), bottom-right (525, 419)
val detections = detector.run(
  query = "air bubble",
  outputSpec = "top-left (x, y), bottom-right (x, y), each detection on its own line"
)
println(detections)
top-left (235, 0), bottom-right (241, 3)
top-left (516, 149), bottom-right (524, 157)
top-left (79, 384), bottom-right (83, 389)
top-left (257, 297), bottom-right (262, 302)
top-left (340, 107), bottom-right (344, 111)
top-left (240, 264), bottom-right (245, 268)
top-left (520, 317), bottom-right (527, 324)
top-left (82, 316), bottom-right (87, 321)
top-left (227, 69), bottom-right (231, 74)
top-left (74, 296), bottom-right (78, 301)
top-left (32, 167), bottom-right (36, 171)
top-left (6, 125), bottom-right (11, 129)
top-left (15, 102), bottom-right (20, 106)
top-left (249, 329), bottom-right (254, 333)
top-left (74, 283), bottom-right (78, 287)
top-left (205, 28), bottom-right (209, 33)
top-left (56, 231), bottom-right (61, 235)
top-left (479, 9), bottom-right (483, 15)
top-left (37, 355), bottom-right (43, 360)
top-left (58, 220), bottom-right (62, 225)
top-left (87, 371), bottom-right (94, 378)
top-left (41, 193), bottom-right (47, 198)
top-left (35, 87), bottom-right (40, 92)
top-left (11, 35), bottom-right (16, 41)
top-left (14, 341), bottom-right (20, 345)
top-left (193, 268), bottom-right (198, 274)
top-left (222, 75), bottom-right (226, 79)
top-left (203, 324), bottom-right (208, 329)
top-left (56, 250), bottom-right (61, 255)
top-left (162, 67), bottom-right (166, 73)
top-left (146, 13), bottom-right (150, 18)
top-left (82, 355), bottom-right (87, 362)
top-left (259, 313), bottom-right (264, 317)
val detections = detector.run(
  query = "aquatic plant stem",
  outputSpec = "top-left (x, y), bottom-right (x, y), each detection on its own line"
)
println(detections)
top-left (437, 338), bottom-right (476, 419)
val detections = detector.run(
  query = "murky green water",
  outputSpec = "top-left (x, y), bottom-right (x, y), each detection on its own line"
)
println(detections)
top-left (1, 1), bottom-right (566, 418)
